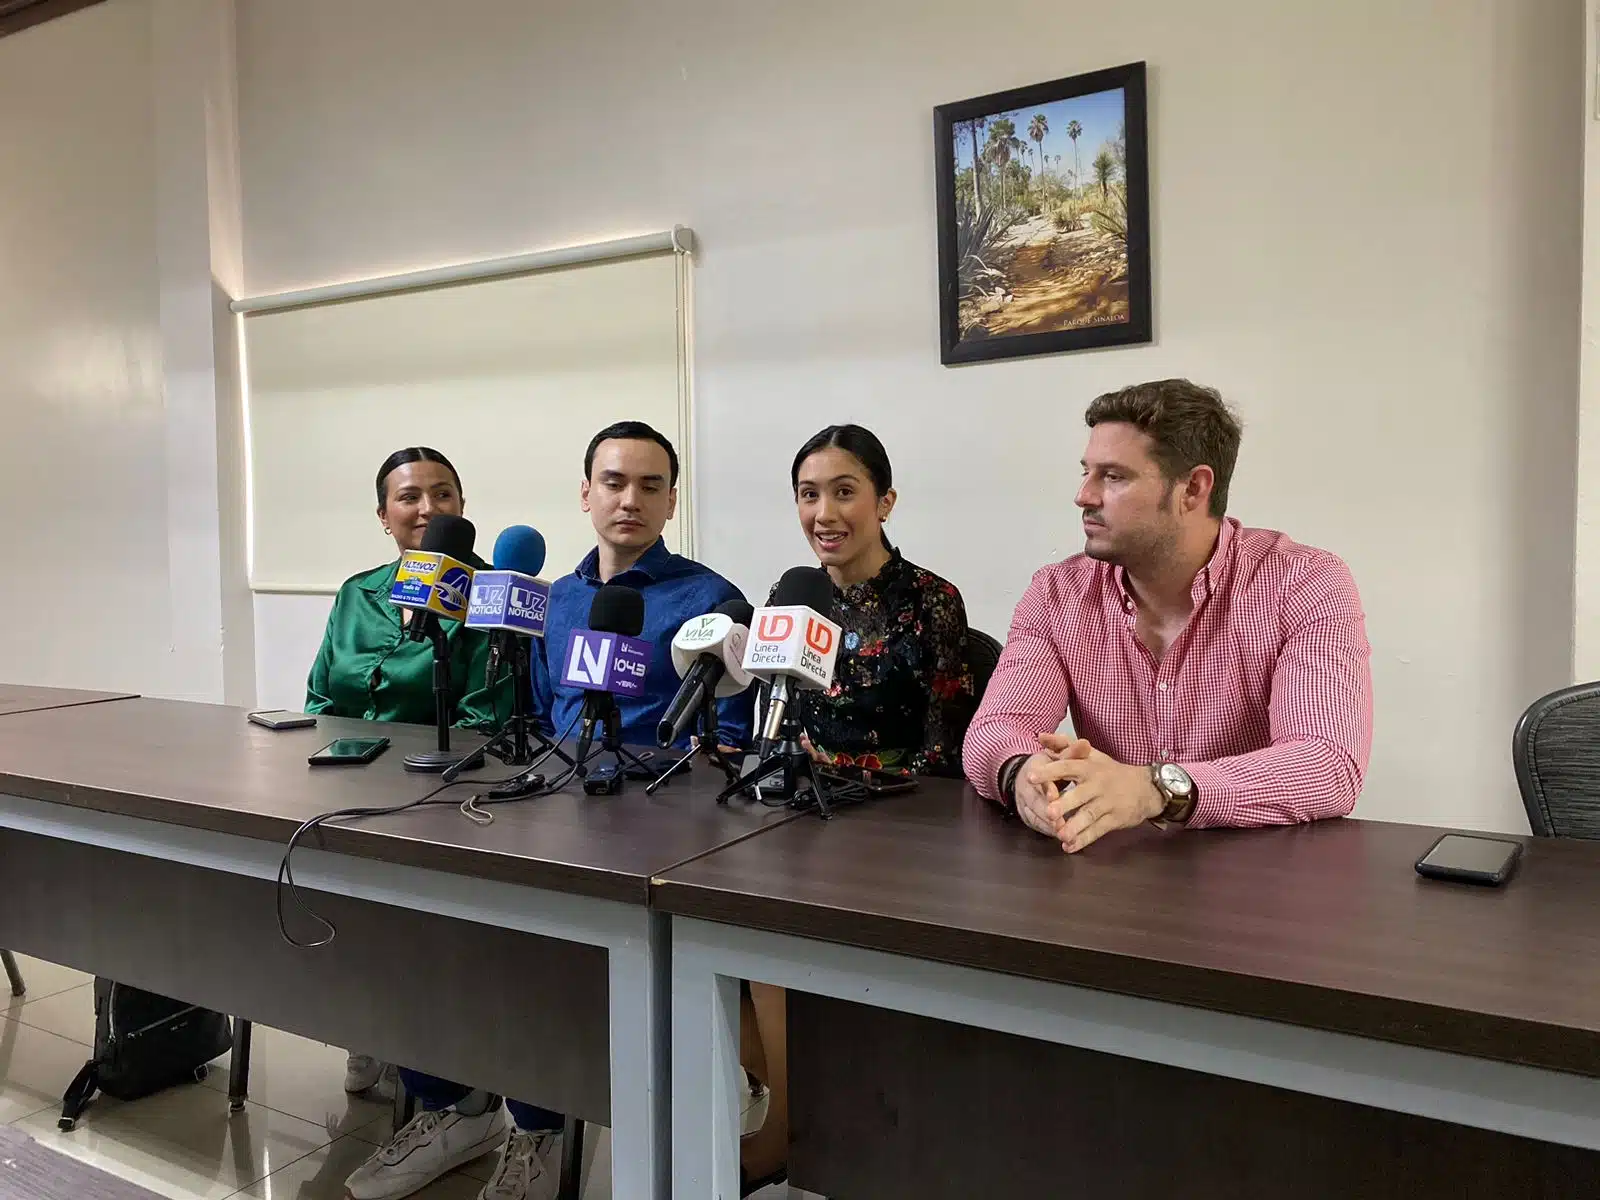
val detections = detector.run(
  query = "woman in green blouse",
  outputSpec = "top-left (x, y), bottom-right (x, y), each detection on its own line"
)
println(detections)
top-left (305, 446), bottom-right (511, 1100)
top-left (305, 446), bottom-right (509, 728)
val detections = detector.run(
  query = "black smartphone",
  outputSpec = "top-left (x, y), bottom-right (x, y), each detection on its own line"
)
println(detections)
top-left (1414, 834), bottom-right (1523, 886)
top-left (248, 710), bottom-right (317, 731)
top-left (308, 737), bottom-right (390, 766)
top-left (818, 765), bottom-right (920, 795)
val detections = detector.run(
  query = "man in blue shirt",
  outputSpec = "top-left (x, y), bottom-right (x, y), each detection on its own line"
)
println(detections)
top-left (531, 421), bottom-right (754, 748)
top-left (343, 422), bottom-right (758, 1200)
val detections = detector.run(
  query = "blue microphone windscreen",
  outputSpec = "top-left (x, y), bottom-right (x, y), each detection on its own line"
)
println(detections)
top-left (492, 525), bottom-right (547, 577)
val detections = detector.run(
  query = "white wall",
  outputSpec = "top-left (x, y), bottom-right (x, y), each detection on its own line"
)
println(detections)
top-left (0, 0), bottom-right (253, 703)
top-left (0, 1), bottom-right (169, 695)
top-left (235, 0), bottom-right (1583, 830)
top-left (1, 1), bottom-right (1579, 828)
top-left (1576, 0), bottom-right (1600, 681)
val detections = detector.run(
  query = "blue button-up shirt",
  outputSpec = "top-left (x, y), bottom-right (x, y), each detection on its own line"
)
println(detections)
top-left (530, 538), bottom-right (756, 749)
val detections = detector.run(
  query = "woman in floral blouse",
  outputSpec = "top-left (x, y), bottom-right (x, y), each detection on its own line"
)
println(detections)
top-left (778, 423), bottom-right (976, 776)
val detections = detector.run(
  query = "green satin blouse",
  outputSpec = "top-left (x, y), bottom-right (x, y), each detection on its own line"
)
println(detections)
top-left (304, 560), bottom-right (510, 729)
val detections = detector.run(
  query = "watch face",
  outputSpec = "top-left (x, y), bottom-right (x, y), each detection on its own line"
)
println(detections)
top-left (1158, 762), bottom-right (1193, 797)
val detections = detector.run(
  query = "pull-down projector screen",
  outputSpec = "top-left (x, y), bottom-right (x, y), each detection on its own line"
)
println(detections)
top-left (241, 244), bottom-right (692, 593)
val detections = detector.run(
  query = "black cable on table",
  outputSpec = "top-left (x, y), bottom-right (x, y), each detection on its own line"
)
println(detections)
top-left (275, 713), bottom-right (583, 948)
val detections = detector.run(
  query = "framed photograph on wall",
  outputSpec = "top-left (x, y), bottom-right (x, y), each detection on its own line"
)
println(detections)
top-left (934, 61), bottom-right (1151, 365)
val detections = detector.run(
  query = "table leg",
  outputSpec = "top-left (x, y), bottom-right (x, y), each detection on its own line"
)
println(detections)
top-left (608, 908), bottom-right (670, 1200)
top-left (671, 937), bottom-right (742, 1199)
top-left (227, 1018), bottom-right (252, 1112)
top-left (1, 949), bottom-right (23, 997)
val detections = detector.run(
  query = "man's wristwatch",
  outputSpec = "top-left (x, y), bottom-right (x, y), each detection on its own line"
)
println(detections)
top-left (1149, 761), bottom-right (1197, 824)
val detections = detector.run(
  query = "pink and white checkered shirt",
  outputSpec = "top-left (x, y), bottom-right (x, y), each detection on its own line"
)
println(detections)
top-left (964, 518), bottom-right (1372, 829)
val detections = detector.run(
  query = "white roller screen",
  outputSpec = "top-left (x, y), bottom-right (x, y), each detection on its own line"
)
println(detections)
top-left (243, 249), bottom-right (690, 591)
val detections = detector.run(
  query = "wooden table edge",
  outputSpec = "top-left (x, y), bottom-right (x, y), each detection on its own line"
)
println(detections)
top-left (650, 877), bottom-right (1600, 1079)
top-left (0, 776), bottom-right (653, 906)
top-left (0, 691), bottom-right (139, 718)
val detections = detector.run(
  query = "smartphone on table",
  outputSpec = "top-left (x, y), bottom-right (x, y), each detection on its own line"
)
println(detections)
top-left (1414, 834), bottom-right (1522, 886)
top-left (247, 710), bottom-right (317, 730)
top-left (308, 737), bottom-right (390, 767)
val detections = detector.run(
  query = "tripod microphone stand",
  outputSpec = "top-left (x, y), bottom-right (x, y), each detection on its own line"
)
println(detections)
top-left (713, 707), bottom-right (837, 818)
top-left (647, 695), bottom-right (745, 796)
top-left (444, 634), bottom-right (573, 796)
top-left (573, 695), bottom-right (658, 794)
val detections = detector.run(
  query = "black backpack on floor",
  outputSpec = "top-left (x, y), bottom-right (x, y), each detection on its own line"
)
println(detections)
top-left (58, 978), bottom-right (233, 1130)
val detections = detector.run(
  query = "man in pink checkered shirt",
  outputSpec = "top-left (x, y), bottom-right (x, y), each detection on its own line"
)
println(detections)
top-left (964, 379), bottom-right (1373, 853)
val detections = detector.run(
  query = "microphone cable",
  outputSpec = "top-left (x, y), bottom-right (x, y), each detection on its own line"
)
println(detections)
top-left (458, 710), bottom-right (582, 825)
top-left (275, 712), bottom-right (583, 949)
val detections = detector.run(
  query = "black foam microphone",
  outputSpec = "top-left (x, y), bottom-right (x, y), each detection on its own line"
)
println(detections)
top-left (571, 583), bottom-right (648, 765)
top-left (772, 565), bottom-right (835, 609)
top-left (751, 566), bottom-right (837, 753)
top-left (406, 514), bottom-right (478, 643)
top-left (397, 513), bottom-right (479, 772)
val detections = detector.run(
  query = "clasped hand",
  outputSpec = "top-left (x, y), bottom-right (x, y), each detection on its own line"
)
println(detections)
top-left (1012, 733), bottom-right (1163, 853)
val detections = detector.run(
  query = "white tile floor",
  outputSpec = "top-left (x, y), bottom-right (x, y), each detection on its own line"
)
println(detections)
top-left (0, 953), bottom-right (807, 1199)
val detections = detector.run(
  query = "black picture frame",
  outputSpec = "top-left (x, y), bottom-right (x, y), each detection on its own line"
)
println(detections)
top-left (934, 61), bottom-right (1151, 366)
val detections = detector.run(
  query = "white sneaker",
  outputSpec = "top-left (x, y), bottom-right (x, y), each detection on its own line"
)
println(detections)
top-left (366, 1062), bottom-right (398, 1102)
top-left (478, 1128), bottom-right (562, 1200)
top-left (344, 1107), bottom-right (508, 1200)
top-left (344, 1053), bottom-right (385, 1094)
top-left (741, 1069), bottom-right (771, 1139)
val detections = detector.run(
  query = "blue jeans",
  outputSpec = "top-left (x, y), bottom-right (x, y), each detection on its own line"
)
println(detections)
top-left (397, 1068), bottom-right (562, 1133)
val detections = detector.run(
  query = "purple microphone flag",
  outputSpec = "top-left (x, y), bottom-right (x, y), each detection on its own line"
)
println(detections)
top-left (561, 628), bottom-right (653, 697)
top-left (466, 571), bottom-right (550, 638)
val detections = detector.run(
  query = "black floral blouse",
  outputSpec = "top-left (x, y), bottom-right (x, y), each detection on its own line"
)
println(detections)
top-left (769, 549), bottom-right (976, 777)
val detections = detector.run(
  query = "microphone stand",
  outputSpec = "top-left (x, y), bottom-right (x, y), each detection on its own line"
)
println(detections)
top-left (403, 615), bottom-right (473, 773)
top-left (713, 706), bottom-right (837, 818)
top-left (443, 634), bottom-right (573, 792)
top-left (577, 695), bottom-right (657, 788)
top-left (646, 696), bottom-right (744, 796)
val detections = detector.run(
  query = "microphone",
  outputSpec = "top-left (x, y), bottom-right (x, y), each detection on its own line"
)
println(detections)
top-left (656, 599), bottom-right (756, 748)
top-left (561, 584), bottom-right (653, 766)
top-left (391, 514), bottom-right (478, 772)
top-left (391, 514), bottom-right (478, 641)
top-left (468, 525), bottom-right (552, 686)
top-left (743, 566), bottom-right (841, 755)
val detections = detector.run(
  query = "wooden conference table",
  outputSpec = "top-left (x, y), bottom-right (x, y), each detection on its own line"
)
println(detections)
top-left (0, 688), bottom-right (796, 1200)
top-left (659, 787), bottom-right (1600, 1198)
top-left (0, 683), bottom-right (135, 717)
top-left (7, 686), bottom-right (1600, 1199)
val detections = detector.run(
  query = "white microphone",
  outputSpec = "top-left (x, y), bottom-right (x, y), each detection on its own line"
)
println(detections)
top-left (742, 566), bottom-right (841, 755)
top-left (656, 600), bottom-right (756, 747)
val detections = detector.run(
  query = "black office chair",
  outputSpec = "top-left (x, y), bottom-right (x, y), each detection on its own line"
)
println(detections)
top-left (2, 950), bottom-right (24, 997)
top-left (1513, 681), bottom-right (1600, 837)
top-left (966, 629), bottom-right (1004, 698)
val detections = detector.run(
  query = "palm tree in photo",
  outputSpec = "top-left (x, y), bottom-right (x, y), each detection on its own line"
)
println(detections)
top-left (1093, 147), bottom-right (1115, 197)
top-left (1028, 113), bottom-right (1049, 181)
top-left (987, 139), bottom-right (1011, 208)
top-left (1067, 119), bottom-right (1083, 188)
top-left (959, 116), bottom-right (989, 216)
top-left (984, 117), bottom-right (1022, 211)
